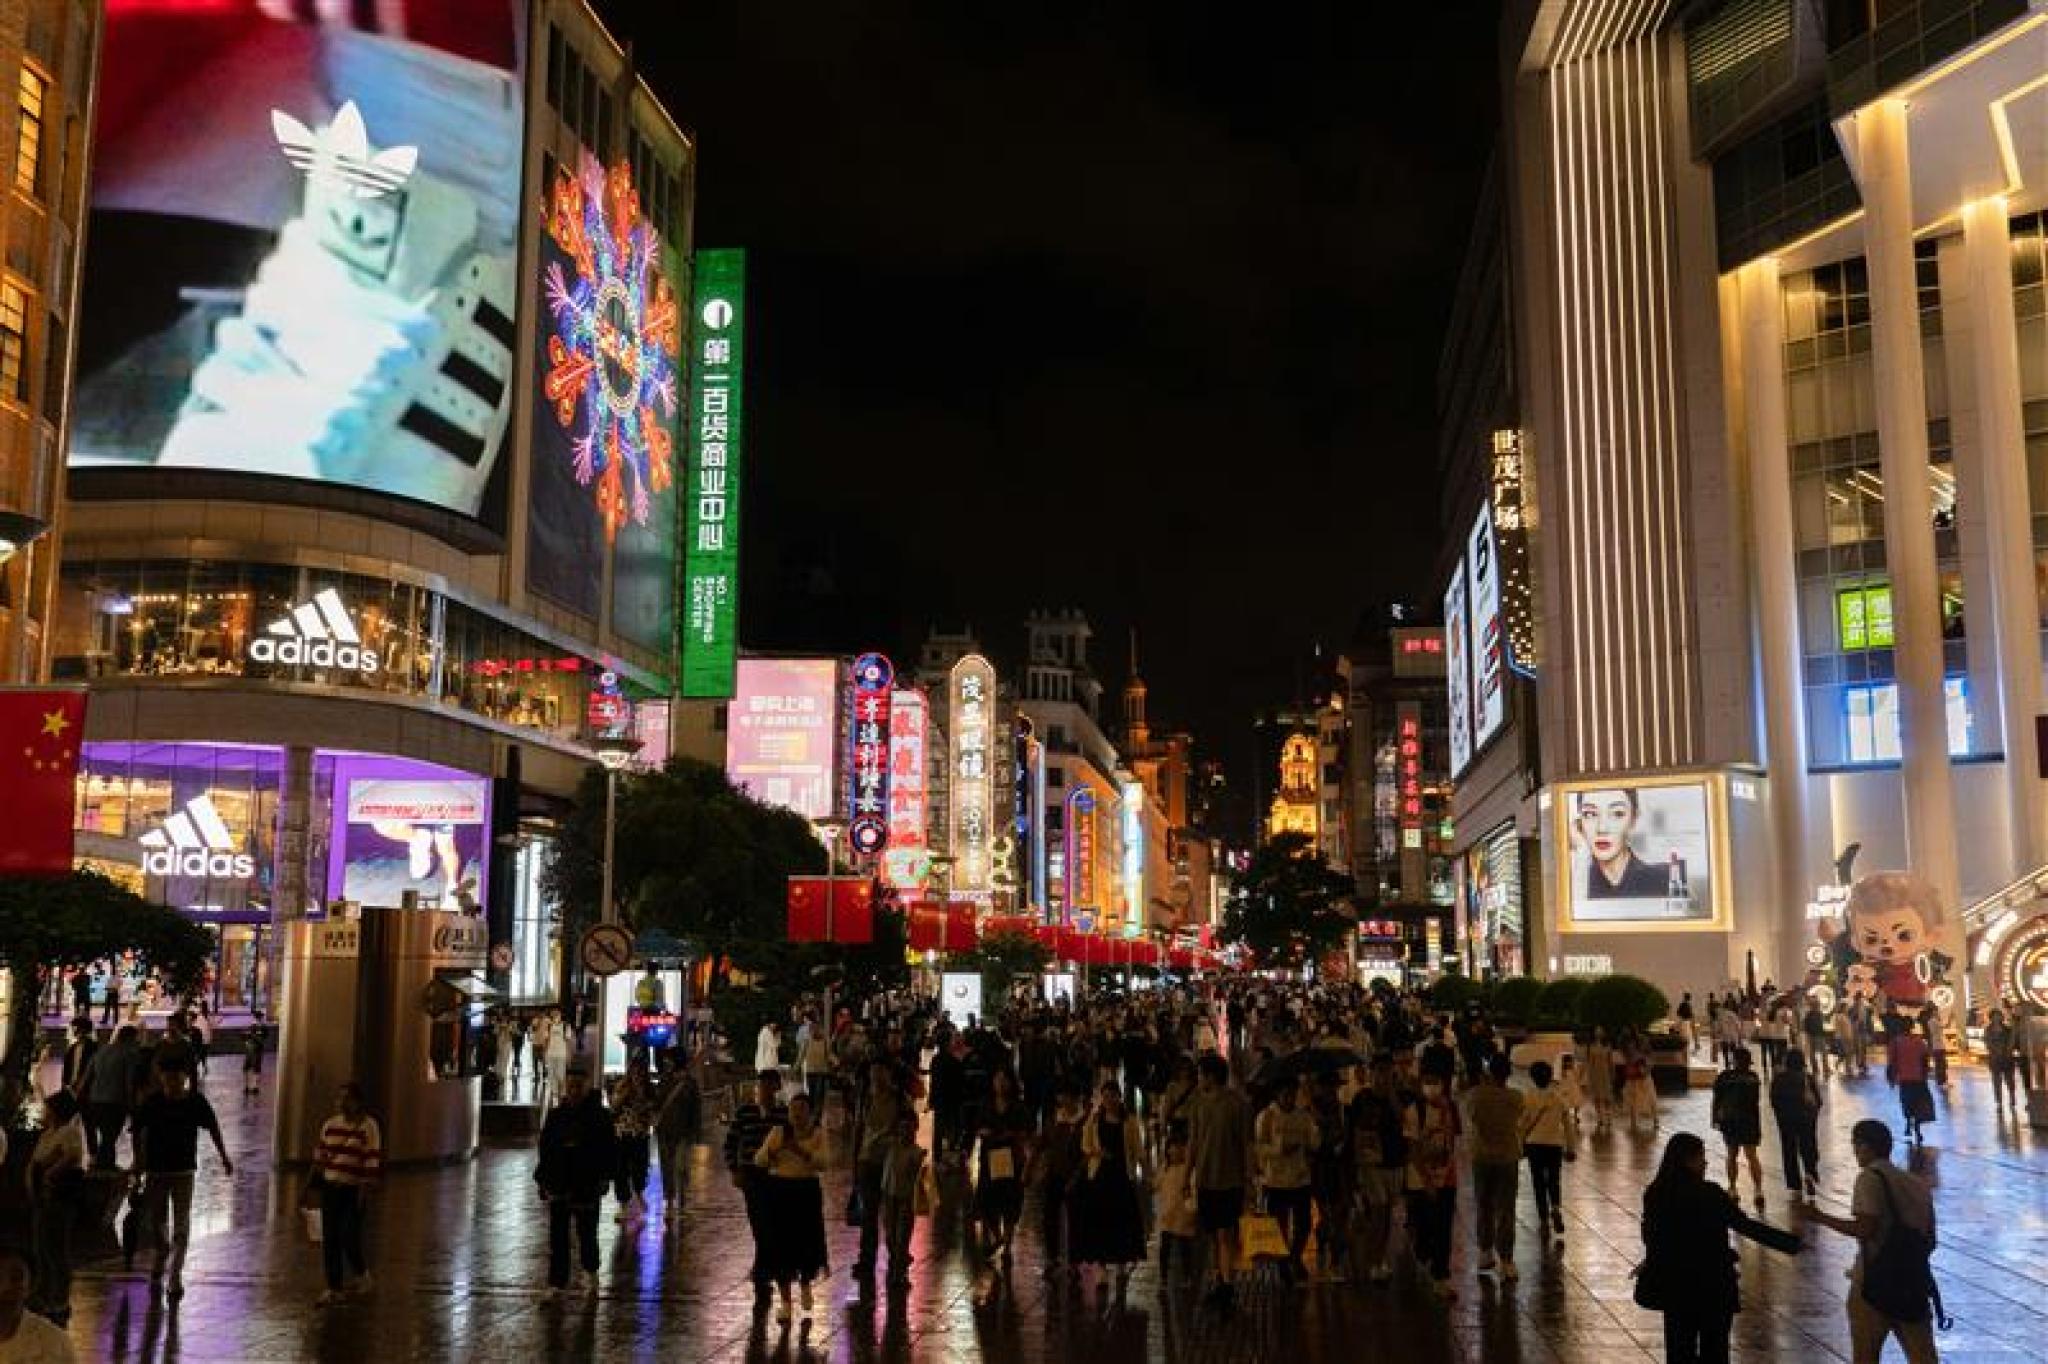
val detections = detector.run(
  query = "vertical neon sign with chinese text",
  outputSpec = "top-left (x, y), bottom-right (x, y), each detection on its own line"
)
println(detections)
top-left (847, 653), bottom-right (894, 856)
top-left (681, 249), bottom-right (746, 698)
top-left (948, 655), bottom-right (995, 893)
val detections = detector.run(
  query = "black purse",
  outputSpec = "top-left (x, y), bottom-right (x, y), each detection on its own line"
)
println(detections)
top-left (1631, 1257), bottom-right (1665, 1311)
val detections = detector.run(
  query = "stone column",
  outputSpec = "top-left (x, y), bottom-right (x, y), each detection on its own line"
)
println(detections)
top-left (1960, 197), bottom-right (2048, 876)
top-left (1854, 101), bottom-right (1963, 928)
top-left (268, 743), bottom-right (316, 1017)
top-left (1737, 259), bottom-right (1812, 979)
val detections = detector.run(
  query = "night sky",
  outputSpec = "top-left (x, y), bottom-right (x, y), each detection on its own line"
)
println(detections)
top-left (597, 2), bottom-right (1500, 819)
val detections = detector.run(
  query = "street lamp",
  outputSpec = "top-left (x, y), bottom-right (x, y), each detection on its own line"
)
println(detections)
top-left (590, 734), bottom-right (638, 1073)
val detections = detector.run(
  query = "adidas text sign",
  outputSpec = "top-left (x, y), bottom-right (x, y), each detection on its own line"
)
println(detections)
top-left (138, 796), bottom-right (256, 880)
top-left (247, 589), bottom-right (380, 675)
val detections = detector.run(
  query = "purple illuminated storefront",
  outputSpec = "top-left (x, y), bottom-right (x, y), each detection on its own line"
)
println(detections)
top-left (74, 741), bottom-right (489, 1014)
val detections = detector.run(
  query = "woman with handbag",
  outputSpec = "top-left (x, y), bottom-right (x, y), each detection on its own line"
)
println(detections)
top-left (1768, 1048), bottom-right (1824, 1199)
top-left (1071, 1081), bottom-right (1148, 1294)
top-left (753, 1091), bottom-right (829, 1326)
top-left (970, 1070), bottom-right (1033, 1265)
top-left (1638, 1131), bottom-right (1802, 1364)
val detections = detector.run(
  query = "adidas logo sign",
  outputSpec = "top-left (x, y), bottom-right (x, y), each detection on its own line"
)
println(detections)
top-left (271, 100), bottom-right (418, 200)
top-left (248, 589), bottom-right (381, 675)
top-left (139, 795), bottom-right (255, 880)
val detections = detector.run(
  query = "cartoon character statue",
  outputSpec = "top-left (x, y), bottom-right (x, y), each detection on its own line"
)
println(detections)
top-left (1839, 871), bottom-right (1951, 1011)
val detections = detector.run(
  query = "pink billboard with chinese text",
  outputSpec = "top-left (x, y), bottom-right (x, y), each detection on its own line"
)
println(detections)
top-left (725, 658), bottom-right (839, 820)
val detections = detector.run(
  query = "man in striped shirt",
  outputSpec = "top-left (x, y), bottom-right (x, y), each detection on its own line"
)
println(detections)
top-left (723, 1071), bottom-right (787, 1316)
top-left (313, 1082), bottom-right (383, 1305)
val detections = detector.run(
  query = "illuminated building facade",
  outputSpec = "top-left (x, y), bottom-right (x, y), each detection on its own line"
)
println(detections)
top-left (56, 0), bottom-right (694, 1011)
top-left (1451, 0), bottom-right (2048, 998)
top-left (0, 3), bottom-right (97, 683)
top-left (1266, 732), bottom-right (1320, 841)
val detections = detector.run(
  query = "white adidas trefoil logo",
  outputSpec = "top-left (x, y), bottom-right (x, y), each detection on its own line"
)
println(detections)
top-left (139, 795), bottom-right (255, 880)
top-left (248, 588), bottom-right (381, 675)
top-left (271, 100), bottom-right (418, 200)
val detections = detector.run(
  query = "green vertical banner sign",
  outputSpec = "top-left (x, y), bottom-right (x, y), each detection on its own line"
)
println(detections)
top-left (681, 248), bottom-right (746, 698)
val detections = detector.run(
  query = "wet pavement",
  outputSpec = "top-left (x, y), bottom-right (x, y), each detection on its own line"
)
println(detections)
top-left (45, 1056), bottom-right (2048, 1362)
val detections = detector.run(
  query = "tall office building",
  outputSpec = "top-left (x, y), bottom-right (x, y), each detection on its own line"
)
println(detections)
top-left (1449, 0), bottom-right (2048, 1001)
top-left (0, 2), bottom-right (97, 683)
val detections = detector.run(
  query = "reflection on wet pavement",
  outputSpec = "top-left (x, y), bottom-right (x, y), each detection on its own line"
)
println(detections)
top-left (49, 1060), bottom-right (2048, 1362)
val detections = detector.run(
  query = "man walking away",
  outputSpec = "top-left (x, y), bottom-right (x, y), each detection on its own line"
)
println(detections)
top-left (131, 1058), bottom-right (232, 1302)
top-left (1468, 1054), bottom-right (1524, 1282)
top-left (535, 1060), bottom-right (615, 1300)
top-left (77, 1026), bottom-right (139, 1169)
top-left (1809, 1119), bottom-right (1941, 1364)
top-left (1185, 1053), bottom-right (1254, 1311)
top-left (723, 1069), bottom-right (787, 1315)
top-left (242, 1011), bottom-right (271, 1099)
top-left (1982, 1010), bottom-right (2022, 1113)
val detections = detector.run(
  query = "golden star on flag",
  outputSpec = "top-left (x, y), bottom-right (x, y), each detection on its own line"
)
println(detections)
top-left (40, 709), bottom-right (69, 738)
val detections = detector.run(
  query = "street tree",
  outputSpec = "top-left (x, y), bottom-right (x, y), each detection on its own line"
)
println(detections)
top-left (1220, 832), bottom-right (1356, 971)
top-left (545, 757), bottom-right (828, 987)
top-left (0, 870), bottom-right (214, 1101)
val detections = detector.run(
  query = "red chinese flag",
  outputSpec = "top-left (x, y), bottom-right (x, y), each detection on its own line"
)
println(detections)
top-left (0, 690), bottom-right (86, 876)
top-left (906, 900), bottom-right (943, 952)
top-left (944, 902), bottom-right (981, 953)
top-left (786, 877), bottom-right (829, 943)
top-left (829, 880), bottom-right (875, 945)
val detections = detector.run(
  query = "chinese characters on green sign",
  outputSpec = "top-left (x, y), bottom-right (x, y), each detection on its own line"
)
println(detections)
top-left (682, 248), bottom-right (746, 698)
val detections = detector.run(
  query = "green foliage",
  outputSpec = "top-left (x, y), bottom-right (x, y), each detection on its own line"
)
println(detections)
top-left (1534, 976), bottom-right (1592, 1030)
top-left (544, 757), bottom-right (829, 985)
top-left (0, 870), bottom-right (215, 1089)
top-left (1576, 974), bottom-right (1670, 1037)
top-left (1220, 833), bottom-right (1357, 971)
top-left (1491, 975), bottom-right (1544, 1024)
top-left (1428, 972), bottom-right (1485, 1013)
top-left (974, 929), bottom-right (1051, 1000)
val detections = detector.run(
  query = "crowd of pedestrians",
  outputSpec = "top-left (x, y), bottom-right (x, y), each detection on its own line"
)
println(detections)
top-left (0, 966), bottom-right (1987, 1364)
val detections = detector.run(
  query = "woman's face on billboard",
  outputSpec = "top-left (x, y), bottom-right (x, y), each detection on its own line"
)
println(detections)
top-left (1576, 790), bottom-right (1636, 866)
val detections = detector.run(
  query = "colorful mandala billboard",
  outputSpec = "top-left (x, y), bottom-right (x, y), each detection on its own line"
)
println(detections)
top-left (528, 147), bottom-right (682, 642)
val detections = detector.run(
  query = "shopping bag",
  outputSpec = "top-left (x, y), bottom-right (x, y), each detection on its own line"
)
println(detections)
top-left (1241, 1211), bottom-right (1289, 1262)
top-left (303, 1208), bottom-right (324, 1244)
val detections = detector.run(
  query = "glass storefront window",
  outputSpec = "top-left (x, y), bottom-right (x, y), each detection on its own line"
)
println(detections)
top-left (53, 560), bottom-right (623, 745)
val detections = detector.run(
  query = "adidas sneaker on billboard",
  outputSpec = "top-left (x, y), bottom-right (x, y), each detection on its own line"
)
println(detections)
top-left (160, 101), bottom-right (514, 516)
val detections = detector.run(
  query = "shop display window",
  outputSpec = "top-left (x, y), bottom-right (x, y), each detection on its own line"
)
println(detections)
top-left (52, 560), bottom-right (611, 744)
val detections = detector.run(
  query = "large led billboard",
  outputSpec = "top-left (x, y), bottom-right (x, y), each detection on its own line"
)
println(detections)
top-left (76, 2), bottom-right (526, 523)
top-left (726, 658), bottom-right (839, 820)
top-left (327, 756), bottom-right (490, 911)
top-left (1444, 566), bottom-right (1472, 778)
top-left (1468, 503), bottom-right (1506, 752)
top-left (1553, 774), bottom-right (1730, 932)
top-left (529, 148), bottom-right (683, 625)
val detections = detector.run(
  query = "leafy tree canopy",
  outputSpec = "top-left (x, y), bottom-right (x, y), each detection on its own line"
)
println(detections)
top-left (1220, 832), bottom-right (1356, 971)
top-left (545, 757), bottom-right (907, 1001)
top-left (0, 870), bottom-right (214, 1090)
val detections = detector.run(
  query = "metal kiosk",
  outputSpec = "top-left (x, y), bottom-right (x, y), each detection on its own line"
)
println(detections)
top-left (275, 907), bottom-right (495, 1167)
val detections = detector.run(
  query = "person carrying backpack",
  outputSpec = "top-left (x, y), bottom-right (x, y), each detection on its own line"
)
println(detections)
top-left (1809, 1118), bottom-right (1942, 1364)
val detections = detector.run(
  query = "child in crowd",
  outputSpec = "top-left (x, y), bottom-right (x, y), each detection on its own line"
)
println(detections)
top-left (877, 1108), bottom-right (929, 1290)
top-left (1557, 1054), bottom-right (1587, 1131)
top-left (1154, 1133), bottom-right (1198, 1293)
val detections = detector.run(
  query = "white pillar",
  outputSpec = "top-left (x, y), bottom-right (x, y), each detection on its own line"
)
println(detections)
top-left (1737, 259), bottom-right (1812, 978)
top-left (1960, 197), bottom-right (2048, 876)
top-left (1855, 100), bottom-right (1963, 925)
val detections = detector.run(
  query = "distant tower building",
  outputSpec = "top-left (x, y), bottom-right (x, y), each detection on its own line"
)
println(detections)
top-left (1122, 628), bottom-right (1150, 752)
top-left (1266, 732), bottom-right (1320, 842)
